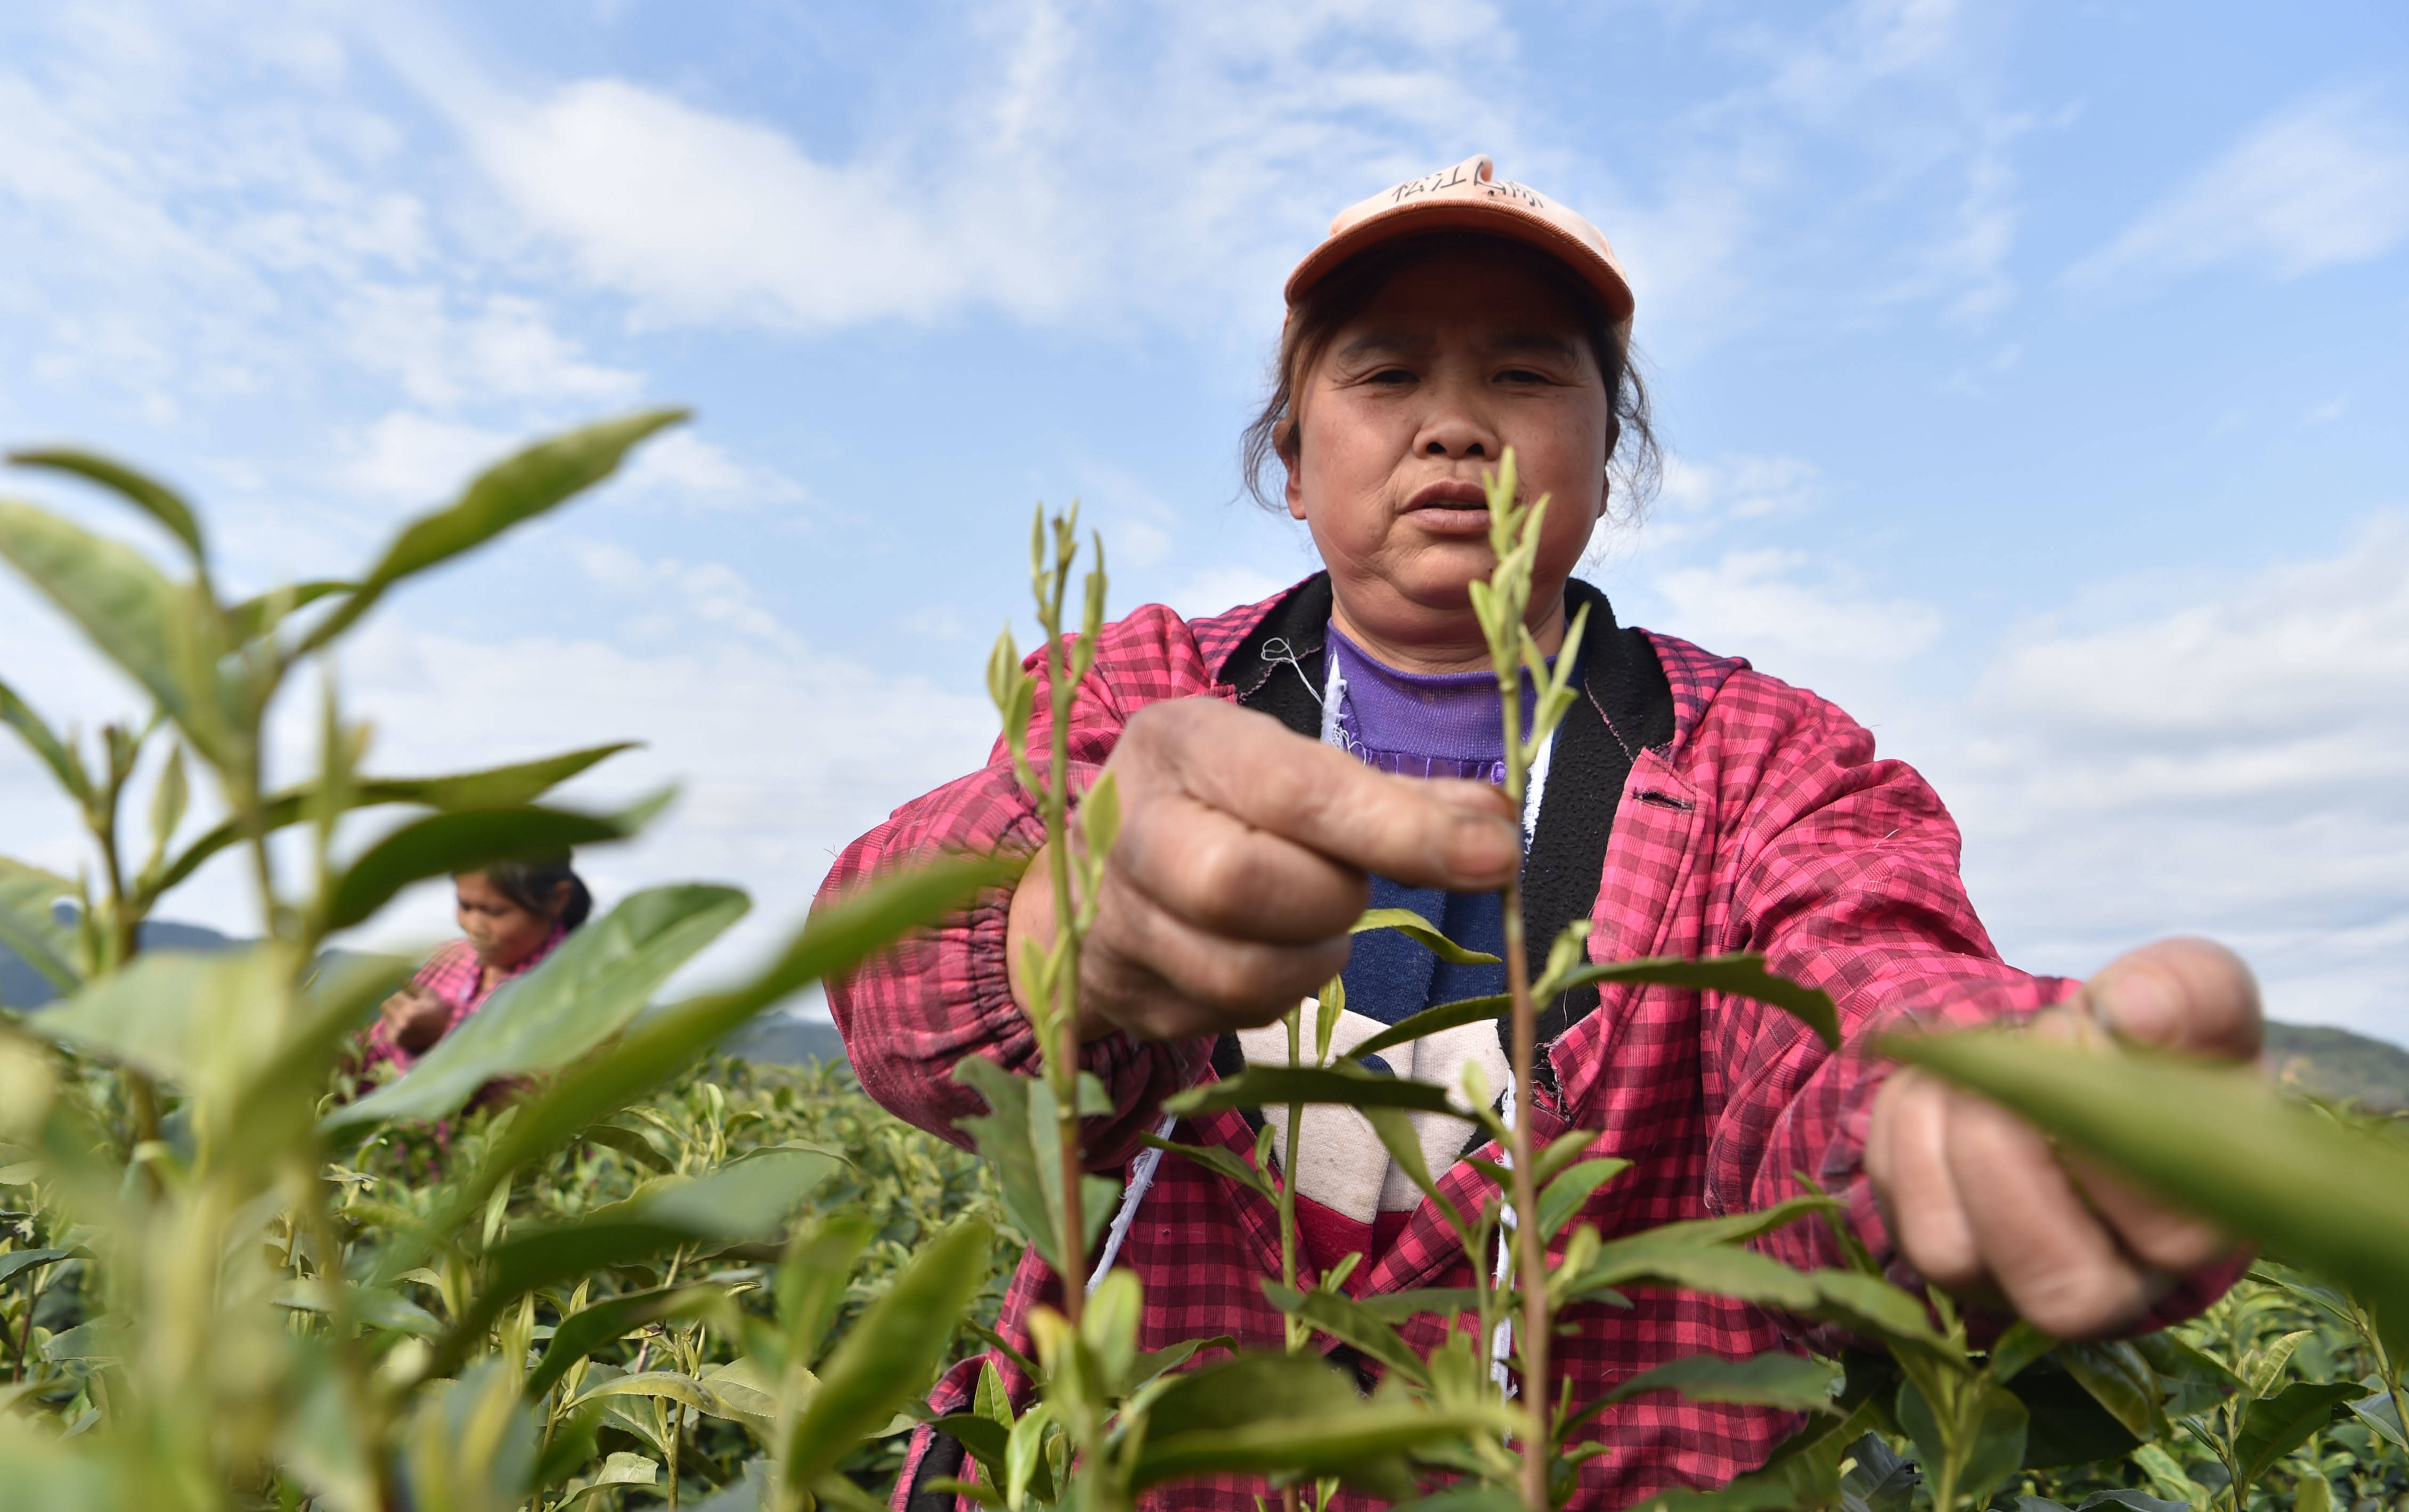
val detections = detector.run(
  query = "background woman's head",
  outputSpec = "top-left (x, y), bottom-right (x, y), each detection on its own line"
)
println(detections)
top-left (1241, 159), bottom-right (1658, 658)
top-left (454, 851), bottom-right (591, 970)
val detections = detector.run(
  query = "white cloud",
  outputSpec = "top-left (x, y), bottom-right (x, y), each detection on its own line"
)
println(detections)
top-left (2071, 92), bottom-right (2409, 289)
top-left (333, 614), bottom-right (999, 981)
top-left (616, 431), bottom-right (807, 513)
top-left (340, 411), bottom-right (513, 505)
top-left (1163, 564), bottom-right (1295, 622)
top-left (373, 2), bottom-right (1526, 337)
top-left (466, 78), bottom-right (973, 332)
top-left (340, 286), bottom-right (641, 410)
top-left (1645, 546), bottom-right (1943, 684)
top-left (567, 539), bottom-right (807, 653)
top-left (1932, 517), bottom-right (2409, 1037)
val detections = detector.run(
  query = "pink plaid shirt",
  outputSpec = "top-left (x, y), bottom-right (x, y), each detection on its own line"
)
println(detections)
top-left (821, 581), bottom-right (2231, 1510)
top-left (357, 926), bottom-right (566, 1076)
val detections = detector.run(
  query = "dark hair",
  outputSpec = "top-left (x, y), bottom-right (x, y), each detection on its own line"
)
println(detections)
top-left (479, 851), bottom-right (593, 932)
top-left (1240, 231), bottom-right (1659, 517)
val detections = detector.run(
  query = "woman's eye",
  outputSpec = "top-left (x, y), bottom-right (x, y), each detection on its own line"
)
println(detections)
top-left (1366, 366), bottom-right (1416, 385)
top-left (1497, 367), bottom-right (1551, 385)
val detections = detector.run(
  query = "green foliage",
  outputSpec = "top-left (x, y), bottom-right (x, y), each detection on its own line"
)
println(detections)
top-left (0, 414), bottom-right (1006, 1510)
top-left (5, 419), bottom-right (2405, 1512)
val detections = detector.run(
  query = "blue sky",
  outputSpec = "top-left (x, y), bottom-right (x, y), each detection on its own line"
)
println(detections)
top-left (3, 1), bottom-right (2405, 1038)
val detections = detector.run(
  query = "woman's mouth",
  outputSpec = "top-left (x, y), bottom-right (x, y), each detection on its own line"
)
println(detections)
top-left (1403, 478), bottom-right (1494, 535)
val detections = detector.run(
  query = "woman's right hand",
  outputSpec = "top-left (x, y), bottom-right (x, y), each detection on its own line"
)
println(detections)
top-left (1006, 697), bottom-right (1522, 1044)
top-left (378, 985), bottom-right (454, 1054)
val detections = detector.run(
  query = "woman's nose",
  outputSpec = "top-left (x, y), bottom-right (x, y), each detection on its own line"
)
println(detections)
top-left (1413, 385), bottom-right (1502, 460)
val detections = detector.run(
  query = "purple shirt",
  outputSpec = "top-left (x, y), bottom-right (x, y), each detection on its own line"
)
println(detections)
top-left (1325, 621), bottom-right (1539, 784)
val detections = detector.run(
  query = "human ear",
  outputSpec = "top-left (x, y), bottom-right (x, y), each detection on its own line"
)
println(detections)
top-left (1282, 429), bottom-right (1308, 522)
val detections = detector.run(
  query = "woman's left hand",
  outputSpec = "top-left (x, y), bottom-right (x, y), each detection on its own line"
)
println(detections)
top-left (379, 985), bottom-right (455, 1054)
top-left (1864, 937), bottom-right (2262, 1339)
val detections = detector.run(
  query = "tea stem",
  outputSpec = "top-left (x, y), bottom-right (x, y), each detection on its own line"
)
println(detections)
top-left (1502, 878), bottom-right (1550, 1510)
top-left (1282, 1003), bottom-right (1304, 1352)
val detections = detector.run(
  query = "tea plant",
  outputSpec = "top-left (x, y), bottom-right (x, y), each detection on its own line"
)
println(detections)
top-left (0, 414), bottom-right (1010, 1509)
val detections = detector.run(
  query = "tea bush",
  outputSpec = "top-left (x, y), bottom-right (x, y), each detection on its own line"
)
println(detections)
top-left (5, 1054), bottom-right (1019, 1503)
top-left (3, 412), bottom-right (2407, 1512)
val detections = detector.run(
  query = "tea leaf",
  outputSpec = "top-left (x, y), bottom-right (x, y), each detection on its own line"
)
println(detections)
top-left (1137, 1132), bottom-right (1275, 1204)
top-left (1264, 1282), bottom-right (1430, 1386)
top-left (557, 1451), bottom-right (660, 1509)
top-left (1602, 1351), bottom-right (1838, 1411)
top-left (1987, 1320), bottom-right (2057, 1387)
top-left (0, 868), bottom-right (79, 997)
top-left (955, 1055), bottom-right (1068, 1273)
top-left (1128, 1352), bottom-right (1504, 1495)
top-left (1355, 1288), bottom-right (1487, 1324)
top-left (304, 408), bottom-right (687, 652)
top-left (527, 1286), bottom-right (730, 1399)
top-left (1080, 769), bottom-right (1121, 863)
top-left (224, 579), bottom-right (354, 643)
top-left (0, 677), bottom-right (90, 802)
top-left (1537, 1157), bottom-right (1631, 1241)
top-left (1351, 908), bottom-right (1502, 966)
top-left (0, 500), bottom-right (221, 751)
top-left (928, 1413), bottom-right (1014, 1478)
top-left (1134, 1400), bottom-right (1506, 1495)
top-left (2056, 1342), bottom-right (2163, 1441)
top-left (1549, 954), bottom-right (1840, 1050)
top-left (780, 1217), bottom-right (994, 1493)
top-left (325, 790), bottom-right (670, 929)
top-left (2131, 1331), bottom-right (2244, 1419)
top-left (2231, 1380), bottom-right (2362, 1487)
top-left (280, 1336), bottom-right (380, 1512)
top-left (1899, 1378), bottom-right (2029, 1505)
top-left (373, 742), bottom-right (644, 812)
top-left (1348, 993), bottom-right (1509, 1063)
top-left (7, 448), bottom-right (204, 563)
top-left (325, 883), bottom-right (748, 1130)
top-left (28, 944), bottom-right (298, 1094)
top-left (2348, 1378), bottom-right (2407, 1453)
top-left (1886, 1030), bottom-right (2409, 1331)
top-left (1165, 1064), bottom-right (1464, 1118)
top-left (568, 1371), bottom-right (726, 1417)
top-left (583, 1123), bottom-right (674, 1173)
top-left (144, 744), bottom-right (187, 867)
top-left (154, 742), bottom-right (638, 897)
top-left (438, 1150), bottom-right (837, 1376)
top-left (1363, 1107), bottom-right (1468, 1237)
top-left (776, 1214), bottom-right (879, 1374)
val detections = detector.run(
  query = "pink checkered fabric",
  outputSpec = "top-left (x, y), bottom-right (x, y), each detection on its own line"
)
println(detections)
top-left (357, 927), bottom-right (564, 1075)
top-left (821, 580), bottom-right (2232, 1511)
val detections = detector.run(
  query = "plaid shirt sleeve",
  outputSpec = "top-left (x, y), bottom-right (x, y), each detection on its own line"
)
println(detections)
top-left (820, 603), bottom-right (1226, 1166)
top-left (1631, 646), bottom-right (2241, 1325)
top-left (1681, 661), bottom-right (2074, 1285)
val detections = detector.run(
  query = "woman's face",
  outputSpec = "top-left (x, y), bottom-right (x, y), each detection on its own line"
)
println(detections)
top-left (1285, 243), bottom-right (1614, 670)
top-left (455, 872), bottom-right (558, 971)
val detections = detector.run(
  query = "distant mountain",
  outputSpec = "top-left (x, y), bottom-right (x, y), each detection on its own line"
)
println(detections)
top-left (2265, 1021), bottom-right (2409, 1111)
top-left (722, 1013), bottom-right (850, 1067)
top-left (0, 918), bottom-right (238, 1008)
top-left (2, 922), bottom-right (853, 1067)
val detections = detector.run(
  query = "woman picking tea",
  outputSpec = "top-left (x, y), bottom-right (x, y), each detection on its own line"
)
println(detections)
top-left (823, 157), bottom-right (2257, 1509)
top-left (363, 852), bottom-right (592, 1074)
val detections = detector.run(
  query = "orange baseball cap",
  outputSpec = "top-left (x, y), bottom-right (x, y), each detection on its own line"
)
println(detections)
top-left (1284, 154), bottom-right (1635, 332)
